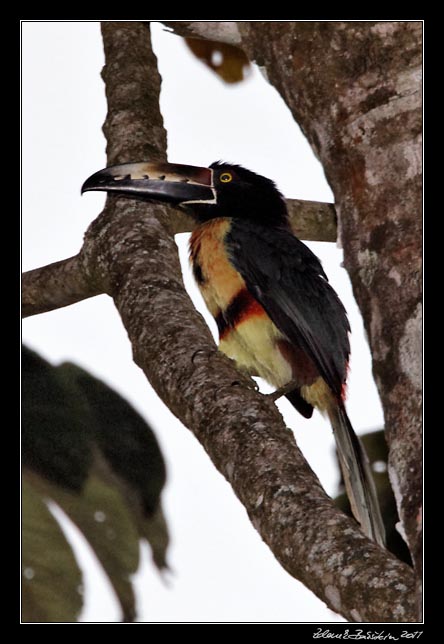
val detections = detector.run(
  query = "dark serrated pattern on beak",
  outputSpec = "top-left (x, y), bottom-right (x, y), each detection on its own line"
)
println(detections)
top-left (82, 162), bottom-right (215, 205)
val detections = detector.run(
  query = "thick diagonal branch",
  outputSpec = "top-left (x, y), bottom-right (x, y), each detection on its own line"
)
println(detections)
top-left (22, 21), bottom-right (416, 622)
top-left (163, 18), bottom-right (423, 609)
top-left (236, 20), bottom-right (422, 606)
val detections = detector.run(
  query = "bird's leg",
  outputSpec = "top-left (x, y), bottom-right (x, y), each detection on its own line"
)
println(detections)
top-left (267, 380), bottom-right (300, 401)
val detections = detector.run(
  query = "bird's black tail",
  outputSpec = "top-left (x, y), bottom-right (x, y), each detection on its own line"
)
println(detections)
top-left (328, 403), bottom-right (386, 547)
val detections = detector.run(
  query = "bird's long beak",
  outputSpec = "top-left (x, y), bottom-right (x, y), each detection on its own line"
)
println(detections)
top-left (81, 162), bottom-right (216, 206)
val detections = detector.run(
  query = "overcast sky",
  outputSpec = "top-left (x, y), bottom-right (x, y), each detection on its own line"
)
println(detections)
top-left (22, 21), bottom-right (385, 623)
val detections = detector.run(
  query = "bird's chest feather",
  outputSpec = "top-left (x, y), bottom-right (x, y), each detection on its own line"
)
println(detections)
top-left (189, 219), bottom-right (292, 387)
top-left (189, 218), bottom-right (245, 315)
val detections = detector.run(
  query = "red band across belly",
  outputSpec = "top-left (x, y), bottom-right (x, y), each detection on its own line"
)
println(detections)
top-left (216, 288), bottom-right (267, 340)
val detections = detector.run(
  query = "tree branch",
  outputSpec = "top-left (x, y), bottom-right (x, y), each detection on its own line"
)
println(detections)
top-left (172, 198), bottom-right (337, 240)
top-left (22, 21), bottom-right (416, 621)
top-left (21, 254), bottom-right (101, 318)
top-left (22, 198), bottom-right (336, 319)
top-left (236, 21), bottom-right (422, 610)
top-left (161, 21), bottom-right (242, 45)
top-left (84, 192), bottom-right (416, 623)
top-left (164, 19), bottom-right (423, 611)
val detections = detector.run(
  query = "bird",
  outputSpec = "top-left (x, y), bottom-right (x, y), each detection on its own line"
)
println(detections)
top-left (82, 159), bottom-right (386, 547)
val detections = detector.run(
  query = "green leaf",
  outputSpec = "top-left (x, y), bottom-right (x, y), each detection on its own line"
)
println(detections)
top-left (60, 362), bottom-right (167, 516)
top-left (22, 346), bottom-right (170, 622)
top-left (59, 362), bottom-right (170, 572)
top-left (22, 477), bottom-right (83, 623)
top-left (27, 462), bottom-right (141, 623)
top-left (22, 348), bottom-right (92, 491)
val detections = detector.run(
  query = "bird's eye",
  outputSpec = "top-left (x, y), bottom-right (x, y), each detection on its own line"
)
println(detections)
top-left (220, 172), bottom-right (233, 183)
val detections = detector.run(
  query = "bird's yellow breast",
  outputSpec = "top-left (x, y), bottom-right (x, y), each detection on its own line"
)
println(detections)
top-left (189, 218), bottom-right (245, 316)
top-left (189, 219), bottom-right (292, 387)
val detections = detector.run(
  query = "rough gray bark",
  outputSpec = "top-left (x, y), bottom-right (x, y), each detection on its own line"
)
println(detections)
top-left (235, 20), bottom-right (423, 610)
top-left (22, 21), bottom-right (418, 622)
top-left (21, 255), bottom-right (101, 318)
top-left (164, 18), bottom-right (423, 614)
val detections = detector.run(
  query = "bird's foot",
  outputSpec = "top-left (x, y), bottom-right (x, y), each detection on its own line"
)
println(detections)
top-left (267, 380), bottom-right (300, 402)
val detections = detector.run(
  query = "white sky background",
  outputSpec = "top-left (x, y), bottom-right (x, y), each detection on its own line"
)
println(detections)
top-left (22, 21), bottom-right (385, 623)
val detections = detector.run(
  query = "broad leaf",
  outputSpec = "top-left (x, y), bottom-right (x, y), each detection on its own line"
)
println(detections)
top-left (22, 346), bottom-right (169, 622)
top-left (22, 477), bottom-right (83, 622)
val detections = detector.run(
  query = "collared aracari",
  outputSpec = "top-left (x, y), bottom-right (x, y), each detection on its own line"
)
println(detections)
top-left (82, 160), bottom-right (386, 546)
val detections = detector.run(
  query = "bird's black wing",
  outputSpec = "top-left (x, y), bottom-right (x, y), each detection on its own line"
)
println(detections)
top-left (225, 220), bottom-right (350, 398)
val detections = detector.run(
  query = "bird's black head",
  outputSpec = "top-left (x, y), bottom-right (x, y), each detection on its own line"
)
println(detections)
top-left (200, 161), bottom-right (289, 227)
top-left (82, 160), bottom-right (290, 229)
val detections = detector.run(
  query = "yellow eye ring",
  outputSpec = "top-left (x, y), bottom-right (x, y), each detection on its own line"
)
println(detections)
top-left (220, 172), bottom-right (233, 183)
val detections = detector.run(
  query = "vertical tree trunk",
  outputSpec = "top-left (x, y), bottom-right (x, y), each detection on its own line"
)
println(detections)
top-left (238, 20), bottom-right (422, 600)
